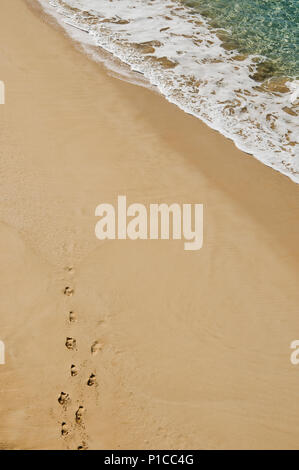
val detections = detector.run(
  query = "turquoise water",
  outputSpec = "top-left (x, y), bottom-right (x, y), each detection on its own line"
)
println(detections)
top-left (183, 0), bottom-right (299, 77)
top-left (41, 0), bottom-right (299, 182)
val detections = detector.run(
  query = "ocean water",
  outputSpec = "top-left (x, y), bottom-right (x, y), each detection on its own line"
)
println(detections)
top-left (183, 0), bottom-right (298, 77)
top-left (40, 0), bottom-right (299, 182)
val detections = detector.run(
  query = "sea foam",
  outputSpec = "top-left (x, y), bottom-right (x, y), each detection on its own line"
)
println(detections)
top-left (39, 0), bottom-right (299, 183)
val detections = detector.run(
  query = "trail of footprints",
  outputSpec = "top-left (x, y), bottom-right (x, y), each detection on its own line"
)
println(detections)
top-left (58, 271), bottom-right (99, 450)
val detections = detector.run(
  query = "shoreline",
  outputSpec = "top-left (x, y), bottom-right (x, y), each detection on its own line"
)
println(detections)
top-left (36, 0), bottom-right (299, 185)
top-left (0, 0), bottom-right (299, 450)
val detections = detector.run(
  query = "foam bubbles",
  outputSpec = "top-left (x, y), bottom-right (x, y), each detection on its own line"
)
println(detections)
top-left (41, 0), bottom-right (299, 183)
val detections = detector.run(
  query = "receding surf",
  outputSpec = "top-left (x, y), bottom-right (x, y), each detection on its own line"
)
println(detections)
top-left (39, 0), bottom-right (299, 183)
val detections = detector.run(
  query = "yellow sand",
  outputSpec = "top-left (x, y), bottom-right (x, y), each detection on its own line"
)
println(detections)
top-left (0, 0), bottom-right (299, 450)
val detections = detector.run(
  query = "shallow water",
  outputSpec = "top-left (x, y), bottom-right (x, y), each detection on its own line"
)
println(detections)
top-left (183, 0), bottom-right (298, 77)
top-left (41, 0), bottom-right (299, 183)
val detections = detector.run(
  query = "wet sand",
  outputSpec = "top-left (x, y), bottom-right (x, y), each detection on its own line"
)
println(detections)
top-left (0, 0), bottom-right (299, 450)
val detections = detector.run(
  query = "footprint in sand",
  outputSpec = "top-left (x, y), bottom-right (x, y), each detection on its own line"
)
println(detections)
top-left (65, 337), bottom-right (76, 350)
top-left (70, 364), bottom-right (78, 376)
top-left (87, 373), bottom-right (96, 387)
top-left (64, 286), bottom-right (74, 296)
top-left (77, 442), bottom-right (88, 450)
top-left (69, 311), bottom-right (77, 323)
top-left (58, 392), bottom-right (70, 407)
top-left (75, 406), bottom-right (85, 425)
top-left (91, 340), bottom-right (103, 356)
top-left (61, 422), bottom-right (69, 437)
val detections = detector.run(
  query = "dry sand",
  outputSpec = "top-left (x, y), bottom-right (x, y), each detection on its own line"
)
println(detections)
top-left (0, 0), bottom-right (299, 450)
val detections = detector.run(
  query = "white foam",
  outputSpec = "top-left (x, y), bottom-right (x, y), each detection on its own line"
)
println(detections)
top-left (288, 81), bottom-right (299, 104)
top-left (39, 0), bottom-right (299, 183)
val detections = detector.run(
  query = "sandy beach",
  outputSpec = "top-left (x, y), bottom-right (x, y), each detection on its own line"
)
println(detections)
top-left (0, 0), bottom-right (299, 450)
